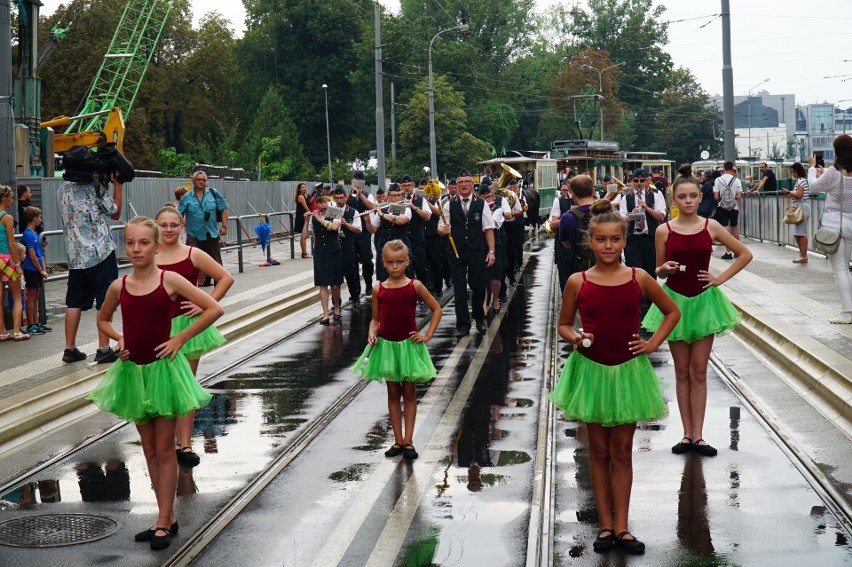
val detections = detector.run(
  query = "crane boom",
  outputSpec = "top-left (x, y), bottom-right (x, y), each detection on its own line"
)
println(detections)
top-left (66, 0), bottom-right (173, 134)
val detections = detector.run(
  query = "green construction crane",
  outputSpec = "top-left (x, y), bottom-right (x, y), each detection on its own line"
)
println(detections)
top-left (57, 0), bottom-right (174, 146)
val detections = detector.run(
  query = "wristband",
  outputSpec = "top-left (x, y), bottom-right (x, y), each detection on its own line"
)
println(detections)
top-left (488, 250), bottom-right (495, 254)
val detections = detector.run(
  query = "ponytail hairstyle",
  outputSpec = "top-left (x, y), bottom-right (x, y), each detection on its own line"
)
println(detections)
top-left (588, 198), bottom-right (627, 237)
top-left (677, 163), bottom-right (693, 178)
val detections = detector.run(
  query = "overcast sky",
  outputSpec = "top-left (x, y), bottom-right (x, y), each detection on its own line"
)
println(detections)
top-left (38, 0), bottom-right (852, 107)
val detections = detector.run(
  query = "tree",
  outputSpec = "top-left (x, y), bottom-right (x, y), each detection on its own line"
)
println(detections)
top-left (157, 147), bottom-right (194, 177)
top-left (243, 88), bottom-right (313, 181)
top-left (467, 101), bottom-right (518, 154)
top-left (398, 75), bottom-right (490, 174)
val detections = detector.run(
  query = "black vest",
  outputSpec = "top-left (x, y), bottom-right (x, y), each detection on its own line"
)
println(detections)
top-left (340, 206), bottom-right (357, 248)
top-left (312, 216), bottom-right (341, 252)
top-left (625, 190), bottom-right (661, 236)
top-left (449, 197), bottom-right (487, 252)
top-left (425, 197), bottom-right (440, 237)
top-left (349, 191), bottom-right (371, 213)
top-left (559, 196), bottom-right (573, 216)
top-left (406, 194), bottom-right (426, 240)
top-left (379, 209), bottom-right (410, 241)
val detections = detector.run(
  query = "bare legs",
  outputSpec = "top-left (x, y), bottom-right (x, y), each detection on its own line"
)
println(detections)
top-left (670, 336), bottom-right (714, 444)
top-left (794, 234), bottom-right (809, 261)
top-left (137, 417), bottom-right (178, 530)
top-left (6, 278), bottom-right (24, 335)
top-left (386, 381), bottom-right (417, 446)
top-left (318, 286), bottom-right (330, 320)
top-left (300, 224), bottom-right (310, 257)
top-left (586, 422), bottom-right (637, 536)
top-left (175, 358), bottom-right (200, 451)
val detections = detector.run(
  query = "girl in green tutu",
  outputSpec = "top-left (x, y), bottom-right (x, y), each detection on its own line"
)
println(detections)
top-left (351, 239), bottom-right (442, 460)
top-left (155, 206), bottom-right (234, 469)
top-left (549, 200), bottom-right (680, 555)
top-left (642, 177), bottom-right (752, 457)
top-left (87, 217), bottom-right (224, 550)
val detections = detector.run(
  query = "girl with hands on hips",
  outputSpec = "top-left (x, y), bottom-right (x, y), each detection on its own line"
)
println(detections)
top-left (643, 176), bottom-right (752, 458)
top-left (549, 199), bottom-right (679, 556)
top-left (87, 217), bottom-right (222, 552)
top-left (353, 239), bottom-right (442, 461)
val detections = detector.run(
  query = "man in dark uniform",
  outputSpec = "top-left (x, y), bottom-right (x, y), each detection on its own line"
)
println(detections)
top-left (438, 169), bottom-right (496, 336)
top-left (424, 180), bottom-right (446, 298)
top-left (440, 178), bottom-right (458, 288)
top-left (346, 170), bottom-right (376, 296)
top-left (367, 183), bottom-right (412, 281)
top-left (400, 173), bottom-right (432, 291)
top-left (550, 178), bottom-right (575, 293)
top-left (334, 187), bottom-right (364, 306)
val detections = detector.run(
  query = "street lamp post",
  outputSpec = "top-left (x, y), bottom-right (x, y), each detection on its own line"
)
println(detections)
top-left (580, 62), bottom-right (625, 141)
top-left (322, 83), bottom-right (332, 185)
top-left (747, 78), bottom-right (770, 157)
top-left (428, 24), bottom-right (468, 180)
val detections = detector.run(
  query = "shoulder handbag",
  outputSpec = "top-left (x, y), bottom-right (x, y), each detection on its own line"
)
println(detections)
top-left (814, 174), bottom-right (843, 255)
top-left (209, 188), bottom-right (227, 223)
top-left (783, 204), bottom-right (804, 224)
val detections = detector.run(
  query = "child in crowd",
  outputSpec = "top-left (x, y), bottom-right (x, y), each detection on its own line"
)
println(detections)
top-left (352, 240), bottom-right (442, 460)
top-left (86, 216), bottom-right (223, 551)
top-left (155, 206), bottom-right (233, 468)
top-left (549, 199), bottom-right (679, 555)
top-left (21, 206), bottom-right (49, 335)
top-left (643, 177), bottom-right (751, 457)
top-left (0, 185), bottom-right (28, 340)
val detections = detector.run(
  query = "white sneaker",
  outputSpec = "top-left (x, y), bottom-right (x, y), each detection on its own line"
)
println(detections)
top-left (829, 313), bottom-right (852, 324)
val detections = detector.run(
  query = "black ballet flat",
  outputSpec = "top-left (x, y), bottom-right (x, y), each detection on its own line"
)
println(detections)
top-left (615, 531), bottom-right (645, 555)
top-left (319, 318), bottom-right (330, 326)
top-left (150, 526), bottom-right (173, 550)
top-left (593, 528), bottom-right (615, 553)
top-left (333, 312), bottom-right (342, 321)
top-left (135, 521), bottom-right (178, 542)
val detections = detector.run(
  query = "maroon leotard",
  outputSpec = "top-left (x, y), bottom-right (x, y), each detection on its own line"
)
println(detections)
top-left (576, 268), bottom-right (642, 366)
top-left (120, 271), bottom-right (174, 365)
top-left (377, 280), bottom-right (418, 341)
top-left (664, 219), bottom-right (712, 298)
top-left (159, 247), bottom-right (199, 317)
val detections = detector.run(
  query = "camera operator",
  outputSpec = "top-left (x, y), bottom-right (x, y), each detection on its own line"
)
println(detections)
top-left (57, 169), bottom-right (124, 364)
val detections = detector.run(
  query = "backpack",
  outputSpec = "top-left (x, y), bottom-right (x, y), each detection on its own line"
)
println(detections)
top-left (569, 207), bottom-right (595, 273)
top-left (718, 175), bottom-right (737, 210)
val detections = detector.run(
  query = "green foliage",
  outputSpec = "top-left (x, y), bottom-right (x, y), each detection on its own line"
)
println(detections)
top-left (398, 75), bottom-right (490, 175)
top-left (157, 147), bottom-right (194, 177)
top-left (468, 101), bottom-right (518, 152)
top-left (243, 88), bottom-right (312, 181)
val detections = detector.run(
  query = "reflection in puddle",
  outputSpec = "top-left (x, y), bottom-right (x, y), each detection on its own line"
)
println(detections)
top-left (328, 463), bottom-right (374, 483)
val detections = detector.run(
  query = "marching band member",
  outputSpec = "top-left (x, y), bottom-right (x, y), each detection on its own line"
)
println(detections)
top-left (400, 174), bottom-right (433, 292)
top-left (309, 194), bottom-right (344, 325)
top-left (367, 183), bottom-right (412, 282)
top-left (347, 171), bottom-right (377, 300)
top-left (334, 187), bottom-right (364, 307)
top-left (479, 183), bottom-right (511, 315)
top-left (437, 169), bottom-right (496, 337)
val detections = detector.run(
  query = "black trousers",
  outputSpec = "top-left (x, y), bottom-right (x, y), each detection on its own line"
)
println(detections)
top-left (425, 234), bottom-right (446, 293)
top-left (354, 231), bottom-right (374, 290)
top-left (186, 234), bottom-right (223, 285)
top-left (625, 233), bottom-right (656, 316)
top-left (341, 244), bottom-right (360, 300)
top-left (555, 240), bottom-right (571, 296)
top-left (410, 237), bottom-right (432, 290)
top-left (504, 221), bottom-right (517, 278)
top-left (451, 246), bottom-right (487, 333)
top-left (513, 220), bottom-right (525, 271)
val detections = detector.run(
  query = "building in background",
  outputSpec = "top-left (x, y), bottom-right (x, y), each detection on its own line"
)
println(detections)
top-left (797, 103), bottom-right (836, 163)
top-left (711, 92), bottom-right (797, 143)
top-left (836, 106), bottom-right (852, 135)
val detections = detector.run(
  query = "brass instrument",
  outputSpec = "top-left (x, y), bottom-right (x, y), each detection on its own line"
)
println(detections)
top-left (495, 163), bottom-right (521, 207)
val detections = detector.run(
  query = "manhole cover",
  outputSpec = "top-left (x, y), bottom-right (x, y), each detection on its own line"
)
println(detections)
top-left (0, 514), bottom-right (119, 547)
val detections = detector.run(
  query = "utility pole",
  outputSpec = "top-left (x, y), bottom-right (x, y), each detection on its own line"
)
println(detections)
top-left (390, 82), bottom-right (397, 170)
top-left (721, 0), bottom-right (735, 162)
top-left (374, 2), bottom-right (386, 191)
top-left (0, 0), bottom-right (16, 189)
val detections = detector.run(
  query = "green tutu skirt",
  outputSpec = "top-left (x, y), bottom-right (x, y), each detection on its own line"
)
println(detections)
top-left (86, 355), bottom-right (212, 424)
top-left (548, 351), bottom-right (667, 427)
top-left (171, 314), bottom-right (226, 359)
top-left (350, 338), bottom-right (436, 382)
top-left (642, 285), bottom-right (740, 343)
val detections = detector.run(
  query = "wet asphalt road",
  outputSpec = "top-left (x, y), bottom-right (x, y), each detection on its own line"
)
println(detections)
top-left (1, 240), bottom-right (852, 566)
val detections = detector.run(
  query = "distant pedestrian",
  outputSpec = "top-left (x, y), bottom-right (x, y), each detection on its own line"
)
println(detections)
top-left (294, 182), bottom-right (311, 258)
top-left (0, 186), bottom-right (28, 341)
top-left (712, 161), bottom-right (743, 260)
top-left (21, 206), bottom-right (49, 335)
top-left (178, 171), bottom-right (228, 286)
top-left (697, 171), bottom-right (716, 219)
top-left (807, 135), bottom-right (852, 324)
top-left (155, 206), bottom-right (233, 469)
top-left (782, 162), bottom-right (811, 263)
top-left (748, 162), bottom-right (777, 194)
top-left (549, 199), bottom-right (679, 556)
top-left (86, 216), bottom-right (222, 551)
top-left (352, 239), bottom-right (442, 461)
top-left (643, 176), bottom-right (752, 457)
